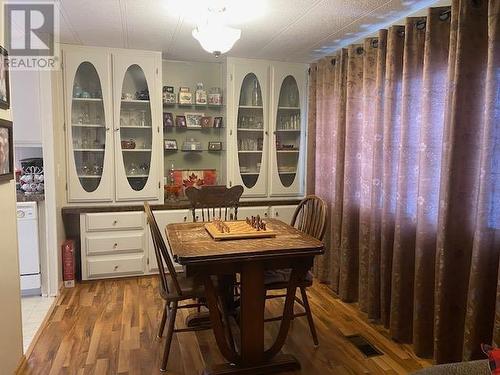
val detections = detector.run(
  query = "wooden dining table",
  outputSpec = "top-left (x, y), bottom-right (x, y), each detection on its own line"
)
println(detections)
top-left (165, 218), bottom-right (324, 375)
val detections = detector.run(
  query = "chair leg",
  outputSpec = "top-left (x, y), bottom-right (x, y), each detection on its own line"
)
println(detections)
top-left (160, 301), bottom-right (178, 372)
top-left (157, 301), bottom-right (169, 338)
top-left (299, 286), bottom-right (319, 346)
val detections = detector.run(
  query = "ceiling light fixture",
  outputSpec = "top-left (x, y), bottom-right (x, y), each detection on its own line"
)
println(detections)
top-left (192, 23), bottom-right (241, 57)
top-left (191, 4), bottom-right (241, 57)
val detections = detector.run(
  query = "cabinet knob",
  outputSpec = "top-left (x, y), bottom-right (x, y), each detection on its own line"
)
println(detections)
top-left (275, 212), bottom-right (279, 216)
top-left (114, 128), bottom-right (120, 132)
top-left (113, 220), bottom-right (118, 225)
top-left (264, 212), bottom-right (268, 217)
top-left (113, 243), bottom-right (118, 248)
top-left (114, 265), bottom-right (119, 271)
top-left (106, 127), bottom-right (110, 131)
top-left (183, 216), bottom-right (187, 222)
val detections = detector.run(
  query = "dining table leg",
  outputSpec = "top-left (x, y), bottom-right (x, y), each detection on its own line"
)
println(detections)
top-left (202, 261), bottom-right (307, 375)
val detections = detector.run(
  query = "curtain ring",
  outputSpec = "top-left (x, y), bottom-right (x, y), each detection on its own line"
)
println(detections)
top-left (356, 46), bottom-right (364, 55)
top-left (439, 9), bottom-right (451, 21)
top-left (331, 58), bottom-right (336, 66)
top-left (371, 39), bottom-right (379, 48)
top-left (416, 19), bottom-right (426, 30)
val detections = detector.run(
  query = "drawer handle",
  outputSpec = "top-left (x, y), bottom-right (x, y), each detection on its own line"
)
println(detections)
top-left (113, 243), bottom-right (118, 248)
top-left (183, 216), bottom-right (187, 222)
top-left (114, 265), bottom-right (119, 271)
top-left (113, 220), bottom-right (118, 225)
top-left (264, 212), bottom-right (268, 217)
top-left (275, 212), bottom-right (278, 217)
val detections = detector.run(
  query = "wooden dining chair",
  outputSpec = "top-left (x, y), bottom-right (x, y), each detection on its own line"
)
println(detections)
top-left (264, 195), bottom-right (328, 346)
top-left (144, 202), bottom-right (211, 372)
top-left (185, 185), bottom-right (244, 222)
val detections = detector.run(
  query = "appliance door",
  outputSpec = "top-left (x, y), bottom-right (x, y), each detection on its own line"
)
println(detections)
top-left (17, 203), bottom-right (40, 277)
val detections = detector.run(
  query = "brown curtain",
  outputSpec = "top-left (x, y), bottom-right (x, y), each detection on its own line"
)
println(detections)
top-left (310, 0), bottom-right (500, 364)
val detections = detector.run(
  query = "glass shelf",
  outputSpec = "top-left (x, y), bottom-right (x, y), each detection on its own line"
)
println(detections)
top-left (163, 103), bottom-right (224, 110)
top-left (121, 99), bottom-right (150, 104)
top-left (74, 149), bottom-right (105, 152)
top-left (72, 124), bottom-right (104, 128)
top-left (72, 97), bottom-right (102, 102)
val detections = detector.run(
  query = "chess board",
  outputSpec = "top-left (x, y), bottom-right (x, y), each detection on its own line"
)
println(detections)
top-left (204, 220), bottom-right (277, 241)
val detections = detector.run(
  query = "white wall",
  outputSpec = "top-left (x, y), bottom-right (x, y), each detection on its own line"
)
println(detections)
top-left (0, 0), bottom-right (24, 371)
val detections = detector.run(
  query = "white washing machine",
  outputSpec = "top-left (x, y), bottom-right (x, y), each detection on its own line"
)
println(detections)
top-left (17, 201), bottom-right (41, 295)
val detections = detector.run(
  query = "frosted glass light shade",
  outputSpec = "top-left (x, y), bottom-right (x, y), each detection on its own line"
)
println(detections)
top-left (192, 23), bottom-right (241, 55)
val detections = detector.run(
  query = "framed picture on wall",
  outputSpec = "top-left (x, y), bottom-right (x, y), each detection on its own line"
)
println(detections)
top-left (164, 139), bottom-right (178, 150)
top-left (0, 119), bottom-right (13, 182)
top-left (0, 47), bottom-right (10, 110)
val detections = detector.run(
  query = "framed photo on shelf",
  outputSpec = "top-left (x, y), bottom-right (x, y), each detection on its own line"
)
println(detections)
top-left (213, 116), bottom-right (223, 128)
top-left (163, 112), bottom-right (174, 128)
top-left (175, 115), bottom-right (187, 128)
top-left (0, 47), bottom-right (10, 110)
top-left (185, 112), bottom-right (203, 128)
top-left (0, 119), bottom-right (13, 182)
top-left (164, 139), bottom-right (178, 150)
top-left (208, 141), bottom-right (222, 151)
top-left (201, 116), bottom-right (213, 128)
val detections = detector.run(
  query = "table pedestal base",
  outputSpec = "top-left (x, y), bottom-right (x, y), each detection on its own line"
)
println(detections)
top-left (202, 354), bottom-right (300, 375)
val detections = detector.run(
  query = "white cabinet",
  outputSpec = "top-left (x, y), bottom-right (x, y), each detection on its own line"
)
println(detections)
top-left (226, 58), bottom-right (306, 198)
top-left (63, 45), bottom-right (163, 203)
top-left (146, 209), bottom-right (189, 272)
top-left (269, 63), bottom-right (307, 197)
top-left (227, 58), bottom-right (270, 197)
top-left (64, 48), bottom-right (114, 202)
top-left (237, 206), bottom-right (271, 219)
top-left (113, 51), bottom-right (162, 201)
top-left (80, 211), bottom-right (146, 280)
top-left (271, 205), bottom-right (298, 226)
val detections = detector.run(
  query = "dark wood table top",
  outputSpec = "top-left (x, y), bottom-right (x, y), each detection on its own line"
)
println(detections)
top-left (165, 218), bottom-right (324, 264)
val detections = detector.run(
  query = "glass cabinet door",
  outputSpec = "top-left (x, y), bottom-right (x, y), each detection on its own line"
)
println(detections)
top-left (275, 75), bottom-right (300, 187)
top-left (237, 73), bottom-right (265, 189)
top-left (113, 52), bottom-right (160, 202)
top-left (118, 64), bottom-right (153, 192)
top-left (71, 62), bottom-right (107, 192)
top-left (65, 49), bottom-right (113, 202)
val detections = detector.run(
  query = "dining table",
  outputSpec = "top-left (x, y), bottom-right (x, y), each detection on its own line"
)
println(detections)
top-left (165, 218), bottom-right (324, 375)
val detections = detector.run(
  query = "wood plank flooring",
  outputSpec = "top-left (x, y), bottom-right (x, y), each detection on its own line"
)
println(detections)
top-left (18, 276), bottom-right (431, 375)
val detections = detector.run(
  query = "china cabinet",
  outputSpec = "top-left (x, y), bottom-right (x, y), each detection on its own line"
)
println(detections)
top-left (227, 59), bottom-right (269, 197)
top-left (113, 51), bottom-right (162, 201)
top-left (63, 45), bottom-right (163, 203)
top-left (64, 49), bottom-right (114, 202)
top-left (269, 63), bottom-right (306, 196)
top-left (226, 58), bottom-right (306, 198)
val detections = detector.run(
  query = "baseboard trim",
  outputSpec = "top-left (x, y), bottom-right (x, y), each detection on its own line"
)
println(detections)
top-left (15, 354), bottom-right (27, 375)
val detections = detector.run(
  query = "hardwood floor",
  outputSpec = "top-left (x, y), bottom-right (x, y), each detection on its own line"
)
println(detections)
top-left (18, 276), bottom-right (431, 375)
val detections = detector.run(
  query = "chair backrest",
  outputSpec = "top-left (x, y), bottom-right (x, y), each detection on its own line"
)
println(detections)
top-left (185, 185), bottom-right (244, 222)
top-left (291, 195), bottom-right (328, 241)
top-left (144, 202), bottom-right (182, 297)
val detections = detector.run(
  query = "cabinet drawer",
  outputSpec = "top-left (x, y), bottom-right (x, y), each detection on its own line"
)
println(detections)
top-left (85, 212), bottom-right (144, 232)
top-left (86, 232), bottom-right (144, 256)
top-left (86, 255), bottom-right (144, 279)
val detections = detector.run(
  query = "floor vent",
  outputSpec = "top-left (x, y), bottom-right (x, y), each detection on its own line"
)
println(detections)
top-left (345, 334), bottom-right (383, 358)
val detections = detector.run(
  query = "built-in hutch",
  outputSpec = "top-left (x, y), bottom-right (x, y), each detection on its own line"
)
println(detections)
top-left (60, 45), bottom-right (307, 280)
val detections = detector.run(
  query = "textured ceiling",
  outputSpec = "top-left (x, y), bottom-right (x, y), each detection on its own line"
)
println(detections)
top-left (57, 0), bottom-right (442, 63)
